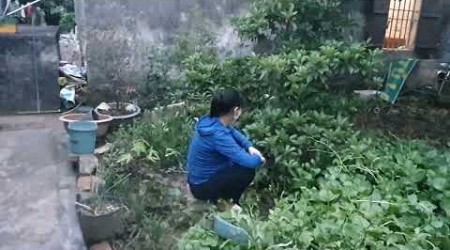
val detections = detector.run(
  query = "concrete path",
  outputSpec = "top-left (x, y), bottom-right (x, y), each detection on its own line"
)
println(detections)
top-left (0, 115), bottom-right (85, 250)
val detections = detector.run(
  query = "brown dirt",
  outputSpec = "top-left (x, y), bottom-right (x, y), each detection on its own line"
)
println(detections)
top-left (97, 108), bottom-right (132, 117)
top-left (354, 101), bottom-right (450, 146)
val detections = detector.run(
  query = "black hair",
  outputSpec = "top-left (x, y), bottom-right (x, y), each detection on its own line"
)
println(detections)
top-left (210, 90), bottom-right (243, 117)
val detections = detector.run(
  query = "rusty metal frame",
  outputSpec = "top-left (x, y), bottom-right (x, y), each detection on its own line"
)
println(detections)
top-left (383, 0), bottom-right (421, 49)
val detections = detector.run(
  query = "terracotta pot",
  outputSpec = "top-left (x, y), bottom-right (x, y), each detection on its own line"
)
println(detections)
top-left (59, 113), bottom-right (113, 138)
top-left (95, 102), bottom-right (141, 130)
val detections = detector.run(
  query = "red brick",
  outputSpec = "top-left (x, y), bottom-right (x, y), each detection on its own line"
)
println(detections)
top-left (77, 176), bottom-right (92, 192)
top-left (90, 241), bottom-right (112, 250)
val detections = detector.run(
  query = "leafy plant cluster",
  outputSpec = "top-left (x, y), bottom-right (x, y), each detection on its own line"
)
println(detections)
top-left (100, 0), bottom-right (450, 248)
top-left (137, 30), bottom-right (217, 111)
top-left (175, 2), bottom-right (450, 248)
top-left (233, 0), bottom-right (354, 53)
top-left (18, 0), bottom-right (75, 32)
top-left (108, 107), bottom-right (201, 171)
top-left (100, 105), bottom-right (209, 249)
top-left (101, 147), bottom-right (203, 250)
top-left (183, 41), bottom-right (383, 111)
top-left (180, 102), bottom-right (450, 249)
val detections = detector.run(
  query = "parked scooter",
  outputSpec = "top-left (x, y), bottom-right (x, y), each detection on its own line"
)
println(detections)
top-left (436, 63), bottom-right (450, 105)
top-left (400, 63), bottom-right (450, 105)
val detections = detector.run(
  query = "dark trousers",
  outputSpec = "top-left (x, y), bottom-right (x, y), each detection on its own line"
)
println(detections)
top-left (189, 165), bottom-right (255, 204)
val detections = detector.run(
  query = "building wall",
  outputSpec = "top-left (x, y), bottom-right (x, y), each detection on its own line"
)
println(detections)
top-left (75, 0), bottom-right (252, 91)
top-left (342, 0), bottom-right (369, 42)
top-left (439, 2), bottom-right (450, 61)
top-left (75, 0), bottom-right (370, 96)
top-left (0, 26), bottom-right (60, 113)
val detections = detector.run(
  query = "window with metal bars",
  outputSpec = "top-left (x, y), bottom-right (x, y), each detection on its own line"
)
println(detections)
top-left (383, 0), bottom-right (423, 50)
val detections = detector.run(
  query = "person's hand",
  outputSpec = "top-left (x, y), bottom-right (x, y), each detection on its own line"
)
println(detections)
top-left (249, 147), bottom-right (265, 164)
top-left (260, 156), bottom-right (267, 165)
top-left (248, 146), bottom-right (262, 157)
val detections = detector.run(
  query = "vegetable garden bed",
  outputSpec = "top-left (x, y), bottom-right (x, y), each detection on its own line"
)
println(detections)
top-left (96, 0), bottom-right (450, 249)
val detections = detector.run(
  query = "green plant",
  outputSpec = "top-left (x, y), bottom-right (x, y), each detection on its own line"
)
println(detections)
top-left (183, 41), bottom-right (383, 111)
top-left (138, 30), bottom-right (217, 111)
top-left (93, 33), bottom-right (139, 112)
top-left (138, 47), bottom-right (183, 110)
top-left (96, 0), bottom-right (450, 248)
top-left (17, 0), bottom-right (74, 27)
top-left (181, 120), bottom-right (450, 249)
top-left (233, 0), bottom-right (354, 53)
top-left (110, 108), bottom-right (196, 171)
top-left (59, 11), bottom-right (75, 32)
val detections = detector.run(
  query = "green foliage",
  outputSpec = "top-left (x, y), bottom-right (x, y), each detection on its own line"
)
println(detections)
top-left (138, 48), bottom-right (181, 110)
top-left (100, 104), bottom-right (211, 249)
top-left (101, 151), bottom-right (203, 249)
top-left (175, 19), bottom-right (450, 249)
top-left (183, 41), bottom-right (384, 110)
top-left (233, 0), bottom-right (354, 52)
top-left (108, 34), bottom-right (386, 250)
top-left (59, 12), bottom-right (75, 33)
top-left (109, 107), bottom-right (198, 171)
top-left (138, 31), bottom-right (217, 110)
top-left (100, 0), bottom-right (450, 248)
top-left (19, 0), bottom-right (75, 27)
top-left (181, 113), bottom-right (450, 249)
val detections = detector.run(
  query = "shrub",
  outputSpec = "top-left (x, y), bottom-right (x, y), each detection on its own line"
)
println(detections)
top-left (183, 41), bottom-right (383, 110)
top-left (233, 0), bottom-right (354, 53)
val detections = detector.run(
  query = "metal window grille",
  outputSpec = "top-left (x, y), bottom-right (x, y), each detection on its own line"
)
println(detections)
top-left (383, 0), bottom-right (422, 50)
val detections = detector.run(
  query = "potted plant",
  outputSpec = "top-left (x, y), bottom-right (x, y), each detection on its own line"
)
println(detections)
top-left (76, 195), bottom-right (126, 246)
top-left (95, 85), bottom-right (141, 128)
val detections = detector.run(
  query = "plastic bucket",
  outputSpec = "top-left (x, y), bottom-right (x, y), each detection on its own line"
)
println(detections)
top-left (68, 121), bottom-right (98, 155)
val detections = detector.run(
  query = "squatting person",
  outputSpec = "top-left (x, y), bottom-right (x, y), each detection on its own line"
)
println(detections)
top-left (187, 90), bottom-right (266, 205)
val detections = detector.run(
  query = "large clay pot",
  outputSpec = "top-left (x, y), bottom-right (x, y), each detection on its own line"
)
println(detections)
top-left (95, 102), bottom-right (141, 130)
top-left (59, 113), bottom-right (113, 138)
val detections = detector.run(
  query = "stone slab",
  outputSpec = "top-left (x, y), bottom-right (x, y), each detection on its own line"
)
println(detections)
top-left (0, 114), bottom-right (86, 249)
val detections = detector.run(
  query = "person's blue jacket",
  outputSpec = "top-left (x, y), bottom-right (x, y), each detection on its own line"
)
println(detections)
top-left (187, 116), bottom-right (262, 185)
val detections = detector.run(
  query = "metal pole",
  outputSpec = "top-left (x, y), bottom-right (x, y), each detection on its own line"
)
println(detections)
top-left (31, 11), bottom-right (41, 112)
top-left (386, 0), bottom-right (396, 48)
top-left (399, 0), bottom-right (408, 47)
top-left (6, 0), bottom-right (44, 16)
top-left (2, 0), bottom-right (11, 17)
top-left (407, 0), bottom-right (419, 49)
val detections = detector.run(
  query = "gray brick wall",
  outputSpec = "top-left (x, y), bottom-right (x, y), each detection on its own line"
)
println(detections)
top-left (0, 26), bottom-right (60, 113)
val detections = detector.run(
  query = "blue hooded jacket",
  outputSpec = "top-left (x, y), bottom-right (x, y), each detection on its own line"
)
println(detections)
top-left (187, 116), bottom-right (262, 185)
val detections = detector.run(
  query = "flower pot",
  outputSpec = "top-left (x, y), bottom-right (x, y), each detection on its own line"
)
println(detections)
top-left (95, 102), bottom-right (141, 130)
top-left (76, 196), bottom-right (125, 246)
top-left (59, 113), bottom-right (113, 138)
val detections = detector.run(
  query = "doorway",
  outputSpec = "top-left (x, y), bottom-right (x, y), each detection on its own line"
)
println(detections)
top-left (383, 0), bottom-right (423, 50)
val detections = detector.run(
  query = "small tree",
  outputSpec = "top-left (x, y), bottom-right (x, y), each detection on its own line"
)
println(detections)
top-left (93, 32), bottom-right (138, 113)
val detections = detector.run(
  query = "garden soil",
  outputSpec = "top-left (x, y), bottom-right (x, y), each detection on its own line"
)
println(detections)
top-left (354, 102), bottom-right (450, 147)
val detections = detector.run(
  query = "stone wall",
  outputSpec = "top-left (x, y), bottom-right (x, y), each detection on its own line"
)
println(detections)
top-left (0, 26), bottom-right (60, 113)
top-left (75, 0), bottom-right (252, 90)
top-left (342, 0), bottom-right (369, 42)
top-left (439, 2), bottom-right (450, 61)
